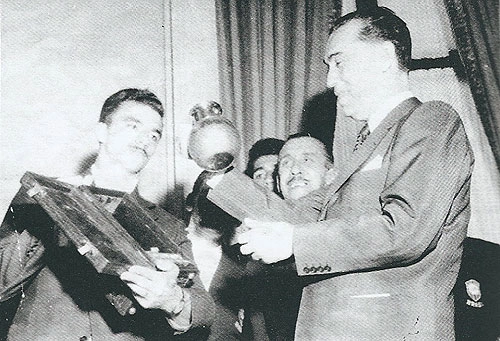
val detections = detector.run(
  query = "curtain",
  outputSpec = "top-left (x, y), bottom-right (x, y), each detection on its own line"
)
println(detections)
top-left (445, 0), bottom-right (500, 169)
top-left (215, 0), bottom-right (341, 169)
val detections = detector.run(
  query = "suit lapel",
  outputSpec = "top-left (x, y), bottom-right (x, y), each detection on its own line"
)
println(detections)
top-left (131, 189), bottom-right (158, 215)
top-left (319, 98), bottom-right (422, 220)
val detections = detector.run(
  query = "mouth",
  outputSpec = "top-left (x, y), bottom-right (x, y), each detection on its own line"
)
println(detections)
top-left (130, 145), bottom-right (148, 156)
top-left (287, 177), bottom-right (308, 189)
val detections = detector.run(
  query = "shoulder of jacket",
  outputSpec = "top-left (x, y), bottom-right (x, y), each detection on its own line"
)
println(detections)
top-left (404, 100), bottom-right (461, 132)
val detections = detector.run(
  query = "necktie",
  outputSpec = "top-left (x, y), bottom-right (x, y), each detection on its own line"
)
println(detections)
top-left (353, 122), bottom-right (370, 151)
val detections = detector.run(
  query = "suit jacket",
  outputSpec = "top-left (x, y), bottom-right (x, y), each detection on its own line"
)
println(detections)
top-left (182, 241), bottom-right (261, 341)
top-left (207, 246), bottom-right (280, 341)
top-left (208, 171), bottom-right (326, 341)
top-left (293, 98), bottom-right (474, 340)
top-left (0, 187), bottom-right (214, 340)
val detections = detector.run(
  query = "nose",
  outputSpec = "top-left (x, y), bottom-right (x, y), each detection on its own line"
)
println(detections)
top-left (290, 161), bottom-right (302, 175)
top-left (264, 172), bottom-right (274, 186)
top-left (135, 133), bottom-right (149, 148)
top-left (135, 131), bottom-right (156, 149)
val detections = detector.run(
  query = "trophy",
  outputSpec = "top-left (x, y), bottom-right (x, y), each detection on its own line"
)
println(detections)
top-left (186, 102), bottom-right (305, 234)
top-left (187, 101), bottom-right (241, 172)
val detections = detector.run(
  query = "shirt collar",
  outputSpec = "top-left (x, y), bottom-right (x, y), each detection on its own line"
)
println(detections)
top-left (367, 91), bottom-right (414, 131)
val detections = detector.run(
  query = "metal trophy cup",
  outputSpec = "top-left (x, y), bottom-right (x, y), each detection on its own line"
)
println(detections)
top-left (186, 101), bottom-right (308, 245)
top-left (187, 101), bottom-right (241, 172)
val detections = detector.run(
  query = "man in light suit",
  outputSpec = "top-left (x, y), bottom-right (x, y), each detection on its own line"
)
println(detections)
top-left (238, 7), bottom-right (474, 340)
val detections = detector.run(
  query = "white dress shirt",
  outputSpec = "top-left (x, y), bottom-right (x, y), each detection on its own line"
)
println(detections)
top-left (367, 91), bottom-right (414, 131)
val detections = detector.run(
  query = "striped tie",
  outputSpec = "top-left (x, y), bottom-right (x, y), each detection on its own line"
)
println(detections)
top-left (353, 122), bottom-right (370, 151)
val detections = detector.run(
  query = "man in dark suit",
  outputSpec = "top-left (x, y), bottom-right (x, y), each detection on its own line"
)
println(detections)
top-left (183, 170), bottom-right (270, 341)
top-left (206, 135), bottom-right (334, 340)
top-left (238, 7), bottom-right (474, 340)
top-left (0, 88), bottom-right (214, 340)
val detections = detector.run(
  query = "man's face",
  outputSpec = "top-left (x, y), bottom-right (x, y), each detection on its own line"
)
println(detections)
top-left (99, 101), bottom-right (163, 174)
top-left (252, 154), bottom-right (278, 192)
top-left (324, 20), bottom-right (390, 120)
top-left (278, 137), bottom-right (331, 200)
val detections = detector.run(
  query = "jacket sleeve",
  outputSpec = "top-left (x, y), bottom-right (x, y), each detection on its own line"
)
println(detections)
top-left (0, 206), bottom-right (46, 302)
top-left (208, 170), bottom-right (309, 223)
top-left (294, 101), bottom-right (474, 275)
top-left (143, 199), bottom-right (215, 331)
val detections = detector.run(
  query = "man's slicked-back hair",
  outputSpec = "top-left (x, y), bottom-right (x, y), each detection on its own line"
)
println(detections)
top-left (286, 133), bottom-right (333, 164)
top-left (329, 6), bottom-right (412, 71)
top-left (99, 88), bottom-right (164, 124)
top-left (245, 137), bottom-right (285, 177)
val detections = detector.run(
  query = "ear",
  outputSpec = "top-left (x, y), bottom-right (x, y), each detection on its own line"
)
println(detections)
top-left (379, 41), bottom-right (398, 72)
top-left (96, 122), bottom-right (108, 144)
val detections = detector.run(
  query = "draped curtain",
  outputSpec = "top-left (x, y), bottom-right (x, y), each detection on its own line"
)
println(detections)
top-left (215, 0), bottom-right (341, 168)
top-left (444, 0), bottom-right (500, 169)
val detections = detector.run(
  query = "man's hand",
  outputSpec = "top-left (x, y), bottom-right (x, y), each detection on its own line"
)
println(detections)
top-left (238, 218), bottom-right (294, 264)
top-left (120, 255), bottom-right (184, 314)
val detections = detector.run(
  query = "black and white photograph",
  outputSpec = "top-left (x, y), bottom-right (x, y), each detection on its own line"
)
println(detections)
top-left (1, 0), bottom-right (499, 340)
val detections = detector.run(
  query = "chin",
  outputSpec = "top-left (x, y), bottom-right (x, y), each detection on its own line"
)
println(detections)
top-left (288, 187), bottom-right (309, 200)
top-left (341, 106), bottom-right (357, 119)
top-left (341, 104), bottom-right (370, 121)
top-left (123, 160), bottom-right (148, 174)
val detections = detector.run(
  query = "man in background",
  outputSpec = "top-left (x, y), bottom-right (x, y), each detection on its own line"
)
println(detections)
top-left (276, 134), bottom-right (334, 202)
top-left (207, 134), bottom-right (334, 340)
top-left (0, 88), bottom-right (213, 340)
top-left (245, 137), bottom-right (285, 193)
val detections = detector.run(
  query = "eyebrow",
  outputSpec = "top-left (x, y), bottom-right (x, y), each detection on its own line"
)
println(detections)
top-left (124, 116), bottom-right (141, 124)
top-left (124, 116), bottom-right (162, 136)
top-left (278, 154), bottom-right (291, 162)
top-left (303, 152), bottom-right (323, 158)
top-left (253, 166), bottom-right (265, 174)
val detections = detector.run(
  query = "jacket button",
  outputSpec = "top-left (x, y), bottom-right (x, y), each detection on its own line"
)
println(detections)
top-left (303, 267), bottom-right (310, 274)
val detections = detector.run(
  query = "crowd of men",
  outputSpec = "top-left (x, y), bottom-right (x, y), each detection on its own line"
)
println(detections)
top-left (1, 6), bottom-right (493, 341)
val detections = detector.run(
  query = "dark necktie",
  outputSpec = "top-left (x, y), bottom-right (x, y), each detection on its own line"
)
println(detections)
top-left (353, 122), bottom-right (370, 151)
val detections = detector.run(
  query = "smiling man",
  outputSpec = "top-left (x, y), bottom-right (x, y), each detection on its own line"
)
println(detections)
top-left (203, 135), bottom-right (333, 341)
top-left (277, 135), bottom-right (333, 201)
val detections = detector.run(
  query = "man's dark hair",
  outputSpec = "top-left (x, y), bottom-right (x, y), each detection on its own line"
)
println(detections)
top-left (245, 138), bottom-right (285, 177)
top-left (329, 6), bottom-right (412, 71)
top-left (99, 88), bottom-right (164, 123)
top-left (285, 133), bottom-right (333, 164)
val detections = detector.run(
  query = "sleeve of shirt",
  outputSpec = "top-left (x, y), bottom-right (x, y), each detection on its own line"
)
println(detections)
top-left (176, 234), bottom-right (215, 331)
